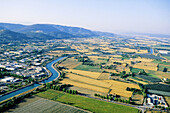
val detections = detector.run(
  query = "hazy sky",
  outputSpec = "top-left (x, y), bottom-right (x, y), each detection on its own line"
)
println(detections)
top-left (1, 0), bottom-right (170, 34)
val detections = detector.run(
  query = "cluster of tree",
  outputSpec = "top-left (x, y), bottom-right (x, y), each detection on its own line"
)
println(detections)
top-left (138, 70), bottom-right (147, 75)
top-left (45, 83), bottom-right (78, 95)
top-left (7, 82), bottom-right (23, 90)
top-left (163, 68), bottom-right (168, 72)
top-left (0, 92), bottom-right (33, 112)
top-left (126, 87), bottom-right (142, 94)
top-left (60, 72), bottom-right (65, 79)
top-left (113, 62), bottom-right (122, 65)
top-left (0, 71), bottom-right (23, 79)
top-left (131, 61), bottom-right (141, 65)
top-left (114, 97), bottom-right (131, 104)
top-left (23, 77), bottom-right (35, 84)
top-left (57, 66), bottom-right (65, 71)
top-left (102, 65), bottom-right (116, 69)
top-left (154, 105), bottom-right (170, 110)
top-left (139, 84), bottom-right (147, 98)
top-left (110, 73), bottom-right (120, 76)
top-left (109, 71), bottom-right (135, 79)
top-left (121, 54), bottom-right (129, 60)
top-left (94, 93), bottom-right (112, 100)
top-left (76, 56), bottom-right (90, 62)
top-left (120, 71), bottom-right (136, 78)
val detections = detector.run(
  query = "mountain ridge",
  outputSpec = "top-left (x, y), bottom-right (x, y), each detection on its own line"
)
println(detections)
top-left (0, 22), bottom-right (115, 40)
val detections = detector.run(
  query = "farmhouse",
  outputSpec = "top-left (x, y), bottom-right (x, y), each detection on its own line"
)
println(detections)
top-left (147, 94), bottom-right (168, 108)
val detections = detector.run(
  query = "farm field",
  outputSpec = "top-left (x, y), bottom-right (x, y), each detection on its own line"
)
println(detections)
top-left (7, 97), bottom-right (88, 113)
top-left (58, 58), bottom-right (81, 69)
top-left (61, 72), bottom-right (140, 97)
top-left (145, 84), bottom-right (170, 96)
top-left (69, 86), bottom-right (106, 97)
top-left (145, 70), bottom-right (170, 79)
top-left (164, 96), bottom-right (170, 106)
top-left (128, 78), bottom-right (148, 84)
top-left (64, 73), bottom-right (111, 88)
top-left (103, 80), bottom-right (140, 97)
top-left (152, 60), bottom-right (170, 65)
top-left (133, 62), bottom-right (158, 71)
top-left (60, 78), bottom-right (110, 94)
top-left (74, 64), bottom-right (102, 72)
top-left (36, 89), bottom-right (139, 113)
top-left (65, 69), bottom-right (101, 79)
top-left (97, 72), bottom-right (110, 80)
top-left (135, 75), bottom-right (161, 83)
top-left (132, 94), bottom-right (144, 105)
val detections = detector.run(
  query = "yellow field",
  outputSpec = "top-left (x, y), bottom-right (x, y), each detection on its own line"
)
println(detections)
top-left (58, 58), bottom-right (81, 69)
top-left (133, 65), bottom-right (157, 71)
top-left (97, 73), bottom-right (110, 80)
top-left (111, 55), bottom-right (122, 58)
top-left (120, 48), bottom-right (137, 53)
top-left (65, 73), bottom-right (111, 88)
top-left (164, 96), bottom-right (170, 105)
top-left (61, 72), bottom-right (140, 97)
top-left (65, 69), bottom-right (101, 79)
top-left (136, 50), bottom-right (148, 54)
top-left (85, 52), bottom-right (100, 55)
top-left (133, 62), bottom-right (158, 71)
top-left (103, 80), bottom-right (140, 89)
top-left (104, 69), bottom-right (119, 73)
top-left (134, 58), bottom-right (153, 62)
top-left (60, 79), bottom-right (110, 94)
top-left (128, 78), bottom-right (148, 84)
top-left (109, 85), bottom-right (133, 97)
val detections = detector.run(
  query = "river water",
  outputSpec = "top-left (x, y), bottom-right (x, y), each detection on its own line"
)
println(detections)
top-left (0, 57), bottom-right (64, 102)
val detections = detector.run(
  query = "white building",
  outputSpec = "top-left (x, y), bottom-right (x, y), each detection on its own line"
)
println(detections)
top-left (1, 77), bottom-right (14, 83)
top-left (147, 94), bottom-right (168, 108)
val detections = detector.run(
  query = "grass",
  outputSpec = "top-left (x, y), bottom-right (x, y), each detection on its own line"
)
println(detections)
top-left (74, 64), bottom-right (102, 72)
top-left (158, 64), bottom-right (170, 71)
top-left (36, 89), bottom-right (139, 113)
top-left (152, 60), bottom-right (170, 65)
top-left (145, 69), bottom-right (170, 79)
top-left (131, 68), bottom-right (144, 73)
top-left (163, 56), bottom-right (170, 60)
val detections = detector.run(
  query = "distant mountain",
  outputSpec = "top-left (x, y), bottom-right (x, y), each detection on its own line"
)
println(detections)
top-left (0, 23), bottom-right (115, 40)
top-left (93, 31), bottom-right (115, 37)
top-left (0, 23), bottom-right (25, 31)
top-left (0, 26), bottom-right (5, 30)
top-left (0, 29), bottom-right (32, 41)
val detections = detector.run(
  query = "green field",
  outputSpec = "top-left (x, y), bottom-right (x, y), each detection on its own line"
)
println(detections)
top-left (163, 56), bottom-right (170, 60)
top-left (131, 67), bottom-right (144, 73)
top-left (152, 60), bottom-right (170, 65)
top-left (36, 89), bottom-right (139, 113)
top-left (74, 64), bottom-right (102, 72)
